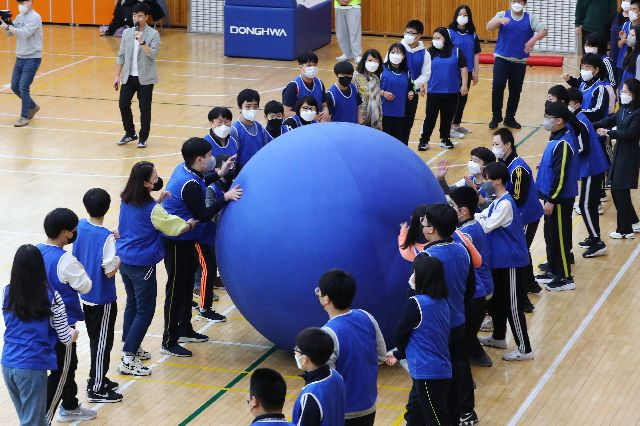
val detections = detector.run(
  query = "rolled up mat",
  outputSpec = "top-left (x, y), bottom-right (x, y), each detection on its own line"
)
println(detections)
top-left (479, 52), bottom-right (564, 67)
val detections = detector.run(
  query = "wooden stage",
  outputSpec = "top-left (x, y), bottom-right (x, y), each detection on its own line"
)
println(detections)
top-left (0, 26), bottom-right (639, 425)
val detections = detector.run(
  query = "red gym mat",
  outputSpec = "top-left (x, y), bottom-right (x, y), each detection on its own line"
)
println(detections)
top-left (479, 52), bottom-right (564, 67)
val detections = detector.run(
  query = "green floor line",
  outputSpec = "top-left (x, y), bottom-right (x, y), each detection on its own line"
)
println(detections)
top-left (516, 126), bottom-right (541, 147)
top-left (180, 346), bottom-right (278, 425)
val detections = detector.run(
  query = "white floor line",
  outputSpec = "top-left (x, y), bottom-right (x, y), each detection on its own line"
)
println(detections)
top-left (154, 86), bottom-right (285, 97)
top-left (0, 57), bottom-right (94, 91)
top-left (0, 123), bottom-right (185, 140)
top-left (0, 230), bottom-right (46, 237)
top-left (0, 151), bottom-right (181, 161)
top-left (0, 169), bottom-right (130, 178)
top-left (69, 304), bottom-right (237, 425)
top-left (171, 74), bottom-right (260, 81)
top-left (0, 112), bottom-right (208, 130)
top-left (507, 243), bottom-right (640, 426)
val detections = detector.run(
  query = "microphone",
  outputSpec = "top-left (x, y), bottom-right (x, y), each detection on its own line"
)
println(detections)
top-left (134, 23), bottom-right (139, 32)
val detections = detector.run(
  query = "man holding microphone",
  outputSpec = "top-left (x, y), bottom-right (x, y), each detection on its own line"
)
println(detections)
top-left (114, 3), bottom-right (160, 149)
top-left (0, 0), bottom-right (43, 128)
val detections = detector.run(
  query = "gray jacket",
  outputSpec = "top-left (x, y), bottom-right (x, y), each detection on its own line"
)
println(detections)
top-left (9, 9), bottom-right (43, 59)
top-left (116, 25), bottom-right (160, 85)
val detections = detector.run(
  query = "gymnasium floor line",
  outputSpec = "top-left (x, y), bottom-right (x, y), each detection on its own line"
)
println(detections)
top-left (508, 242), bottom-right (640, 425)
top-left (112, 330), bottom-right (271, 350)
top-left (0, 111), bottom-right (209, 129)
top-left (0, 122), bottom-right (185, 140)
top-left (0, 56), bottom-right (94, 91)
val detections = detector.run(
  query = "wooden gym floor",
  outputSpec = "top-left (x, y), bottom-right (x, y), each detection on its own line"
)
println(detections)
top-left (0, 26), bottom-right (639, 425)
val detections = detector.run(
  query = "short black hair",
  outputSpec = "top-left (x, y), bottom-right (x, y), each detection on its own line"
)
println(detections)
top-left (295, 96), bottom-right (319, 116)
top-left (405, 19), bottom-right (424, 34)
top-left (295, 327), bottom-right (334, 366)
top-left (581, 53), bottom-right (605, 79)
top-left (413, 255), bottom-right (448, 299)
top-left (469, 147), bottom-right (496, 165)
top-left (548, 84), bottom-right (569, 104)
top-left (318, 269), bottom-right (356, 310)
top-left (249, 368), bottom-right (287, 413)
top-left (493, 128), bottom-right (516, 152)
top-left (132, 3), bottom-right (150, 15)
top-left (297, 51), bottom-right (318, 65)
top-left (43, 208), bottom-right (79, 239)
top-left (449, 186), bottom-right (479, 216)
top-left (264, 100), bottom-right (284, 116)
top-left (584, 32), bottom-right (607, 54)
top-left (424, 204), bottom-right (458, 238)
top-left (567, 87), bottom-right (584, 105)
top-left (334, 60), bottom-right (354, 75)
top-left (483, 161), bottom-right (509, 185)
top-left (181, 137), bottom-right (211, 166)
top-left (208, 107), bottom-right (232, 122)
top-left (237, 88), bottom-right (260, 108)
top-left (83, 188), bottom-right (111, 218)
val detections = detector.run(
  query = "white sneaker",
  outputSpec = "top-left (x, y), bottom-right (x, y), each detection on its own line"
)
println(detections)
top-left (336, 54), bottom-right (348, 61)
top-left (574, 202), bottom-right (581, 215)
top-left (450, 129), bottom-right (466, 139)
top-left (56, 404), bottom-right (97, 422)
top-left (479, 336), bottom-right (507, 349)
top-left (479, 317), bottom-right (493, 332)
top-left (117, 355), bottom-right (151, 376)
top-left (609, 231), bottom-right (635, 240)
top-left (502, 349), bottom-right (534, 361)
top-left (136, 347), bottom-right (151, 361)
top-left (633, 222), bottom-right (640, 233)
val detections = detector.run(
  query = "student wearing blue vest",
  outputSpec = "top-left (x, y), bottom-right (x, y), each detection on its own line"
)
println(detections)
top-left (486, 0), bottom-right (547, 129)
top-left (611, 1), bottom-right (630, 83)
top-left (448, 6), bottom-right (482, 139)
top-left (475, 162), bottom-right (533, 361)
top-left (535, 102), bottom-right (579, 291)
top-left (326, 61), bottom-right (362, 124)
top-left (399, 20), bottom-right (431, 145)
top-left (615, 0), bottom-right (640, 79)
top-left (381, 43), bottom-right (414, 143)
top-left (162, 138), bottom-right (241, 357)
top-left (116, 161), bottom-right (197, 376)
top-left (563, 54), bottom-right (610, 123)
top-left (2, 245), bottom-right (78, 426)
top-left (386, 255), bottom-right (451, 426)
top-left (418, 28), bottom-right (468, 151)
top-left (567, 88), bottom-right (610, 258)
top-left (621, 26), bottom-right (640, 86)
top-left (419, 204), bottom-right (475, 424)
top-left (264, 100), bottom-right (284, 142)
top-left (72, 188), bottom-right (123, 403)
top-left (205, 107), bottom-right (238, 164)
top-left (281, 96), bottom-right (319, 134)
top-left (584, 33), bottom-right (617, 110)
top-left (38, 208), bottom-right (95, 422)
top-left (282, 51), bottom-right (330, 122)
top-left (231, 89), bottom-right (268, 172)
top-left (316, 269), bottom-right (386, 425)
top-left (292, 327), bottom-right (346, 426)
top-left (248, 368), bottom-right (293, 425)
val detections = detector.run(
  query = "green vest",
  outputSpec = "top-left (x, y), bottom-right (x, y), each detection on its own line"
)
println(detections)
top-left (334, 0), bottom-right (361, 6)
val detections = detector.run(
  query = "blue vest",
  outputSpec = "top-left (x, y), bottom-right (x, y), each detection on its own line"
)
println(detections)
top-left (324, 310), bottom-right (378, 413)
top-left (459, 220), bottom-right (493, 298)
top-left (291, 75), bottom-right (325, 109)
top-left (117, 200), bottom-right (164, 266)
top-left (281, 115), bottom-right (317, 134)
top-left (486, 194), bottom-right (530, 268)
top-left (380, 65), bottom-right (409, 117)
top-left (233, 120), bottom-right (266, 170)
top-left (428, 48), bottom-right (462, 94)
top-left (575, 111), bottom-right (610, 178)
top-left (36, 244), bottom-right (84, 325)
top-left (405, 295), bottom-right (451, 380)
top-left (203, 133), bottom-right (238, 163)
top-left (506, 156), bottom-right (544, 224)
top-left (1, 286), bottom-right (58, 370)
top-left (292, 369), bottom-right (346, 426)
top-left (73, 219), bottom-right (116, 305)
top-left (422, 241), bottom-right (470, 328)
top-left (327, 83), bottom-right (359, 123)
top-left (200, 183), bottom-right (226, 248)
top-left (449, 28), bottom-right (477, 73)
top-left (406, 47), bottom-right (426, 82)
top-left (617, 21), bottom-right (632, 68)
top-left (537, 130), bottom-right (580, 199)
top-left (495, 10), bottom-right (534, 59)
top-left (163, 163), bottom-right (206, 241)
top-left (580, 79), bottom-right (607, 122)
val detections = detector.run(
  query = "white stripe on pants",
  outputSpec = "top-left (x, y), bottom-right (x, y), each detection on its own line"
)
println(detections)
top-left (335, 7), bottom-right (362, 59)
top-left (509, 268), bottom-right (527, 353)
top-left (93, 303), bottom-right (112, 392)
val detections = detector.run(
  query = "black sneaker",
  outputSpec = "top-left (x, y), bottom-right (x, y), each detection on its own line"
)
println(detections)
top-left (460, 410), bottom-right (479, 426)
top-left (117, 134), bottom-right (138, 145)
top-left (440, 139), bottom-right (454, 149)
top-left (545, 276), bottom-right (576, 292)
top-left (103, 377), bottom-right (119, 391)
top-left (196, 308), bottom-right (227, 323)
top-left (489, 116), bottom-right (502, 129)
top-left (213, 277), bottom-right (225, 289)
top-left (522, 297), bottom-right (535, 313)
top-left (578, 237), bottom-right (596, 249)
top-left (538, 262), bottom-right (552, 272)
top-left (528, 281), bottom-right (542, 294)
top-left (470, 352), bottom-right (492, 368)
top-left (583, 240), bottom-right (607, 258)
top-left (161, 343), bottom-right (193, 357)
top-left (87, 388), bottom-right (123, 403)
top-left (178, 330), bottom-right (209, 343)
top-left (535, 272), bottom-right (556, 284)
top-left (417, 141), bottom-right (429, 151)
top-left (503, 117), bottom-right (522, 129)
top-left (570, 252), bottom-right (575, 264)
top-left (137, 139), bottom-right (147, 148)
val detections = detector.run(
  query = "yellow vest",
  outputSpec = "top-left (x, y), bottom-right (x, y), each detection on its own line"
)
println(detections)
top-left (334, 0), bottom-right (361, 6)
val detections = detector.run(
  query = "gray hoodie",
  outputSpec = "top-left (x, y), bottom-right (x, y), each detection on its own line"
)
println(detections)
top-left (9, 8), bottom-right (43, 59)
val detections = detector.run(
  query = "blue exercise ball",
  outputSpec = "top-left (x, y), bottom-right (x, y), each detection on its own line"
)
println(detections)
top-left (216, 123), bottom-right (446, 350)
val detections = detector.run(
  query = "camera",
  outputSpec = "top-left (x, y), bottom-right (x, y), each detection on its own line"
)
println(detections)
top-left (0, 10), bottom-right (12, 25)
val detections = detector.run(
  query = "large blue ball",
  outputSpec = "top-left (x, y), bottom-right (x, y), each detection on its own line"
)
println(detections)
top-left (216, 123), bottom-right (446, 350)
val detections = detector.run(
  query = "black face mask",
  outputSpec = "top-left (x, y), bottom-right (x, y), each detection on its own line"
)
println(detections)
top-left (338, 76), bottom-right (353, 87)
top-left (267, 118), bottom-right (283, 130)
top-left (68, 230), bottom-right (78, 245)
top-left (152, 177), bottom-right (163, 192)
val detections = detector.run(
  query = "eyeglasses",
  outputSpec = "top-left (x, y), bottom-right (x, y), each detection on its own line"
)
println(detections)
top-left (293, 347), bottom-right (307, 357)
top-left (404, 31), bottom-right (418, 36)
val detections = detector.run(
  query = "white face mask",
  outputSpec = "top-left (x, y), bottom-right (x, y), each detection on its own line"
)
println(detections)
top-left (206, 156), bottom-right (217, 173)
top-left (303, 66), bottom-right (318, 79)
top-left (580, 69), bottom-right (594, 81)
top-left (213, 124), bottom-right (230, 139)
top-left (492, 147), bottom-right (505, 159)
top-left (628, 36), bottom-right (637, 47)
top-left (543, 117), bottom-right (556, 131)
top-left (408, 273), bottom-right (416, 290)
top-left (511, 2), bottom-right (524, 13)
top-left (389, 53), bottom-right (404, 65)
top-left (623, 1), bottom-right (631, 11)
top-left (300, 110), bottom-right (317, 122)
top-left (294, 353), bottom-right (305, 370)
top-left (365, 60), bottom-right (379, 73)
top-left (432, 39), bottom-right (445, 50)
top-left (621, 93), bottom-right (633, 105)
top-left (403, 33), bottom-right (416, 45)
top-left (568, 105), bottom-right (577, 113)
top-left (457, 16), bottom-right (469, 26)
top-left (241, 108), bottom-right (257, 122)
top-left (630, 11), bottom-right (639, 21)
top-left (584, 46), bottom-right (598, 54)
top-left (468, 160), bottom-right (482, 175)
top-left (18, 4), bottom-right (30, 14)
